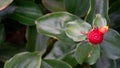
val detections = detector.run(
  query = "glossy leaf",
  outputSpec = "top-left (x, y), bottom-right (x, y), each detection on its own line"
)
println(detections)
top-left (85, 0), bottom-right (109, 23)
top-left (75, 42), bottom-right (93, 64)
top-left (44, 59), bottom-right (72, 68)
top-left (9, 1), bottom-right (43, 25)
top-left (65, 20), bottom-right (91, 42)
top-left (0, 0), bottom-right (13, 11)
top-left (86, 45), bottom-right (100, 65)
top-left (36, 12), bottom-right (79, 45)
top-left (100, 29), bottom-right (120, 59)
top-left (4, 52), bottom-right (41, 68)
top-left (42, 0), bottom-right (65, 12)
top-left (64, 0), bottom-right (90, 17)
top-left (0, 24), bottom-right (4, 47)
top-left (93, 14), bottom-right (107, 27)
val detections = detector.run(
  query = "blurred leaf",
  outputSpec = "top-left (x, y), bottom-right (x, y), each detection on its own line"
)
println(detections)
top-left (61, 52), bottom-right (78, 67)
top-left (109, 0), bottom-right (120, 14)
top-left (65, 20), bottom-right (91, 42)
top-left (44, 59), bottom-right (72, 68)
top-left (100, 29), bottom-right (120, 59)
top-left (44, 41), bottom-right (77, 66)
top-left (86, 45), bottom-right (100, 65)
top-left (64, 0), bottom-right (90, 17)
top-left (0, 0), bottom-right (13, 11)
top-left (36, 12), bottom-right (79, 45)
top-left (85, 0), bottom-right (95, 23)
top-left (4, 52), bottom-right (41, 68)
top-left (35, 33), bottom-right (49, 52)
top-left (0, 24), bottom-right (5, 47)
top-left (42, 0), bottom-right (90, 17)
top-left (41, 61), bottom-right (52, 68)
top-left (109, 1), bottom-right (120, 28)
top-left (85, 0), bottom-right (109, 24)
top-left (116, 59), bottom-right (120, 68)
top-left (9, 1), bottom-right (43, 25)
top-left (75, 42), bottom-right (93, 64)
top-left (93, 14), bottom-right (107, 27)
top-left (26, 26), bottom-right (49, 52)
top-left (42, 0), bottom-right (65, 12)
top-left (91, 55), bottom-right (116, 68)
top-left (45, 41), bottom-right (74, 59)
top-left (26, 26), bottom-right (37, 52)
top-left (109, 12), bottom-right (120, 28)
top-left (0, 43), bottom-right (25, 62)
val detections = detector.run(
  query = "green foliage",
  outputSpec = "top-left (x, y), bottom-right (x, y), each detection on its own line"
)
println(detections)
top-left (36, 12), bottom-right (77, 45)
top-left (93, 14), bottom-right (107, 27)
top-left (42, 59), bottom-right (72, 68)
top-left (4, 52), bottom-right (42, 68)
top-left (0, 0), bottom-right (120, 68)
top-left (42, 0), bottom-right (90, 17)
top-left (101, 29), bottom-right (120, 59)
top-left (9, 0), bottom-right (43, 25)
top-left (0, 24), bottom-right (5, 47)
top-left (75, 42), bottom-right (93, 64)
top-left (65, 19), bottom-right (91, 41)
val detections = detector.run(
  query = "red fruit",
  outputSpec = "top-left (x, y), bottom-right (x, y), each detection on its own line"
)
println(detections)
top-left (87, 26), bottom-right (108, 45)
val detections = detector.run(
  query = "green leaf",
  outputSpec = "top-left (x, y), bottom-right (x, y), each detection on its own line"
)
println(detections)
top-left (109, 1), bottom-right (120, 28)
top-left (42, 0), bottom-right (90, 17)
top-left (100, 29), bottom-right (120, 59)
top-left (0, 43), bottom-right (25, 62)
top-left (65, 20), bottom-right (91, 42)
top-left (26, 26), bottom-right (49, 52)
top-left (85, 0), bottom-right (109, 24)
top-left (9, 1), bottom-right (43, 25)
top-left (42, 0), bottom-right (65, 12)
top-left (85, 0), bottom-right (95, 23)
top-left (86, 45), bottom-right (100, 65)
top-left (93, 14), bottom-right (107, 27)
top-left (4, 52), bottom-right (42, 68)
top-left (26, 26), bottom-right (37, 52)
top-left (0, 24), bottom-right (4, 47)
top-left (35, 33), bottom-right (49, 52)
top-left (36, 12), bottom-right (79, 45)
top-left (61, 52), bottom-right (78, 67)
top-left (45, 41), bottom-right (74, 59)
top-left (92, 55), bottom-right (116, 68)
top-left (75, 42), bottom-right (93, 64)
top-left (0, 0), bottom-right (13, 11)
top-left (109, 0), bottom-right (120, 14)
top-left (64, 0), bottom-right (90, 17)
top-left (41, 61), bottom-right (52, 68)
top-left (44, 59), bottom-right (72, 68)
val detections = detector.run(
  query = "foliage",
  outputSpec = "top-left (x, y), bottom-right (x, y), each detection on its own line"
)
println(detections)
top-left (0, 0), bottom-right (120, 68)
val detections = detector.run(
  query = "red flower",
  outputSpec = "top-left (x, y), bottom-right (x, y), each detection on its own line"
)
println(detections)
top-left (87, 26), bottom-right (108, 45)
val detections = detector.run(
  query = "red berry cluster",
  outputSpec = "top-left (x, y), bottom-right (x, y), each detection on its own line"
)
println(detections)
top-left (87, 26), bottom-right (108, 45)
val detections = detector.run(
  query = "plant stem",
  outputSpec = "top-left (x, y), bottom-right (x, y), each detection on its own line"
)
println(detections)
top-left (42, 38), bottom-right (57, 58)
